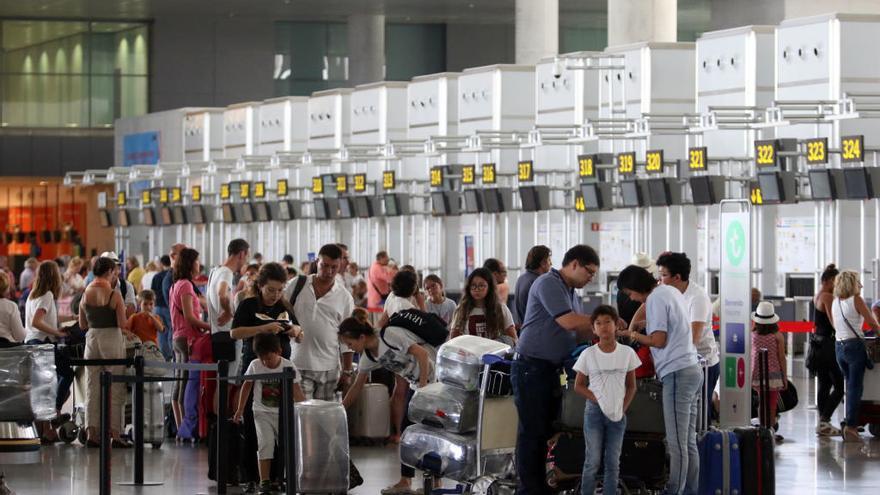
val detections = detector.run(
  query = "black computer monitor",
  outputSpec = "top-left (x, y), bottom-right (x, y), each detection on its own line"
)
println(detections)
top-left (648, 179), bottom-right (670, 207)
top-left (172, 206), bottom-right (187, 225)
top-left (338, 198), bottom-right (354, 219)
top-left (353, 196), bottom-right (372, 218)
top-left (222, 203), bottom-right (236, 223)
top-left (432, 191), bottom-right (449, 215)
top-left (143, 208), bottom-right (157, 226)
top-left (621, 181), bottom-right (643, 207)
top-left (254, 202), bottom-right (271, 222)
top-left (239, 203), bottom-right (255, 223)
top-left (581, 183), bottom-right (604, 210)
top-left (483, 189), bottom-right (502, 213)
top-left (384, 194), bottom-right (400, 216)
top-left (99, 209), bottom-right (113, 228)
top-left (757, 172), bottom-right (784, 203)
top-left (808, 169), bottom-right (835, 200)
top-left (190, 205), bottom-right (206, 224)
top-left (313, 199), bottom-right (328, 220)
top-left (160, 207), bottom-right (173, 225)
top-left (463, 190), bottom-right (483, 213)
top-left (844, 168), bottom-right (872, 199)
top-left (277, 200), bottom-right (293, 221)
top-left (117, 210), bottom-right (131, 227)
top-left (690, 176), bottom-right (714, 205)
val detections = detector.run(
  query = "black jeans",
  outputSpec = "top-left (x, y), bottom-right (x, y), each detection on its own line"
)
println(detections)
top-left (511, 357), bottom-right (562, 495)
top-left (816, 356), bottom-right (845, 422)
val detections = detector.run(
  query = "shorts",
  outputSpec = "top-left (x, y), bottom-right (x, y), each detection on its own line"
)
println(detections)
top-left (253, 409), bottom-right (279, 460)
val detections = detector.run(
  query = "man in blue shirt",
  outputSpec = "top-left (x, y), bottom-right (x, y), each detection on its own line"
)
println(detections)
top-left (513, 245), bottom-right (551, 325)
top-left (513, 244), bottom-right (600, 494)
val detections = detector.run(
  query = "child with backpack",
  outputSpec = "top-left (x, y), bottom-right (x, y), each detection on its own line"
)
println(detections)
top-left (751, 301), bottom-right (787, 442)
top-left (572, 305), bottom-right (641, 495)
top-left (339, 313), bottom-right (439, 495)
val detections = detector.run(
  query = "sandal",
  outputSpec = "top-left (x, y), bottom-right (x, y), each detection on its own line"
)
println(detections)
top-left (381, 483), bottom-right (415, 495)
top-left (816, 422), bottom-right (841, 437)
top-left (843, 426), bottom-right (862, 442)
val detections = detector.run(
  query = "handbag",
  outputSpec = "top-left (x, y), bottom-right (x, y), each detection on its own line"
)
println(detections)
top-left (837, 299), bottom-right (875, 370)
top-left (806, 334), bottom-right (834, 372)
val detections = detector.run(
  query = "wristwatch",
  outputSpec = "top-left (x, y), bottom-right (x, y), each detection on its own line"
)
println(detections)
top-left (342, 369), bottom-right (355, 377)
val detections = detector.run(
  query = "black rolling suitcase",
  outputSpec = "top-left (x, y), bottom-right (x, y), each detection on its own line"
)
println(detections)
top-left (735, 348), bottom-right (775, 495)
top-left (208, 419), bottom-right (241, 484)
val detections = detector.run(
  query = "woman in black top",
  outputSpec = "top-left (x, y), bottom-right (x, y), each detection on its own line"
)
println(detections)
top-left (230, 262), bottom-right (302, 490)
top-left (811, 264), bottom-right (844, 437)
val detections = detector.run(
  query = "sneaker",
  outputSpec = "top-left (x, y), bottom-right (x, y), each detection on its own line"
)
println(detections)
top-left (258, 480), bottom-right (274, 494)
top-left (816, 422), bottom-right (841, 437)
top-left (774, 433), bottom-right (784, 444)
top-left (243, 482), bottom-right (257, 493)
top-left (381, 483), bottom-right (415, 495)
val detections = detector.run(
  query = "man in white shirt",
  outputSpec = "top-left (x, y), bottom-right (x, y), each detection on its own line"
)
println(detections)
top-left (208, 239), bottom-right (250, 368)
top-left (287, 243), bottom-right (355, 400)
top-left (655, 252), bottom-right (719, 418)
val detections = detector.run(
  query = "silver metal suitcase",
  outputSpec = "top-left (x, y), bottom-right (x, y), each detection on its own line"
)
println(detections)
top-left (408, 382), bottom-right (480, 433)
top-left (0, 344), bottom-right (56, 421)
top-left (436, 336), bottom-right (510, 391)
top-left (400, 424), bottom-right (477, 482)
top-left (295, 400), bottom-right (350, 493)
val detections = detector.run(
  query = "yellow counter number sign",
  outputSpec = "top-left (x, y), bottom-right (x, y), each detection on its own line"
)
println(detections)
top-left (482, 163), bottom-right (496, 184)
top-left (574, 192), bottom-right (586, 212)
top-left (191, 186), bottom-right (202, 202)
top-left (141, 190), bottom-right (151, 205)
top-left (805, 138), bottom-right (827, 164)
top-left (171, 187), bottom-right (182, 203)
top-left (383, 171), bottom-right (396, 190)
top-left (750, 186), bottom-right (763, 205)
top-left (220, 183), bottom-right (230, 200)
top-left (841, 135), bottom-right (864, 163)
top-left (518, 160), bottom-right (534, 182)
top-left (430, 167), bottom-right (443, 187)
top-left (254, 181), bottom-right (266, 199)
top-left (239, 183), bottom-right (250, 199)
top-left (336, 175), bottom-right (347, 193)
top-left (277, 179), bottom-right (288, 197)
top-left (353, 174), bottom-right (367, 192)
top-left (688, 147), bottom-right (707, 171)
top-left (312, 177), bottom-right (323, 194)
top-left (617, 152), bottom-right (635, 175)
top-left (578, 155), bottom-right (595, 178)
top-left (116, 191), bottom-right (126, 207)
top-left (159, 188), bottom-right (169, 204)
top-left (462, 165), bottom-right (476, 185)
top-left (645, 150), bottom-right (664, 173)
top-left (755, 140), bottom-right (778, 168)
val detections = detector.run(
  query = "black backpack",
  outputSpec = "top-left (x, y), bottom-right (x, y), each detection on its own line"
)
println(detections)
top-left (382, 309), bottom-right (449, 348)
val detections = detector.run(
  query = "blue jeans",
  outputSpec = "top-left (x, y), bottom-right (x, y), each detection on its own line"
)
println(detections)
top-left (512, 357), bottom-right (562, 495)
top-left (661, 364), bottom-right (702, 495)
top-left (581, 402), bottom-right (626, 495)
top-left (836, 339), bottom-right (868, 427)
top-left (155, 306), bottom-right (173, 361)
top-left (705, 362), bottom-right (721, 421)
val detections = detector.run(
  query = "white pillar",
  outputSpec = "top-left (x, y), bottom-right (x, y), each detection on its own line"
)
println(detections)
top-left (607, 0), bottom-right (677, 47)
top-left (784, 0), bottom-right (880, 17)
top-left (515, 0), bottom-right (558, 65)
top-left (348, 14), bottom-right (385, 86)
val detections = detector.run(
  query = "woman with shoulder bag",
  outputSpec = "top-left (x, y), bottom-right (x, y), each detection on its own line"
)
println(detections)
top-left (831, 270), bottom-right (880, 442)
top-left (810, 264), bottom-right (844, 437)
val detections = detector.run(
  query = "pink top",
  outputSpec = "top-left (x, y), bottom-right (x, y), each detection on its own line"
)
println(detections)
top-left (366, 262), bottom-right (394, 309)
top-left (751, 332), bottom-right (785, 391)
top-left (169, 279), bottom-right (203, 341)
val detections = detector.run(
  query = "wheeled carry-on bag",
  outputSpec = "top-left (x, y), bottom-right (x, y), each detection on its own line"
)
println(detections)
top-left (626, 378), bottom-right (665, 434)
top-left (734, 348), bottom-right (775, 495)
top-left (295, 400), bottom-right (350, 493)
top-left (436, 336), bottom-right (510, 391)
top-left (348, 382), bottom-right (391, 441)
top-left (141, 381), bottom-right (164, 448)
top-left (618, 432), bottom-right (667, 489)
top-left (408, 382), bottom-right (479, 434)
top-left (698, 358), bottom-right (743, 495)
top-left (400, 424), bottom-right (477, 482)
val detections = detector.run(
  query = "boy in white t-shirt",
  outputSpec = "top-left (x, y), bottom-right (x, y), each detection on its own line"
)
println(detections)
top-left (573, 305), bottom-right (641, 495)
top-left (233, 333), bottom-right (305, 495)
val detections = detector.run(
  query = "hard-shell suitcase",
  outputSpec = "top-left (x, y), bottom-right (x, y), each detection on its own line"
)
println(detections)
top-left (698, 429), bottom-right (742, 495)
top-left (436, 336), bottom-right (510, 391)
top-left (408, 382), bottom-right (479, 433)
top-left (400, 423), bottom-right (477, 482)
top-left (626, 378), bottom-right (664, 434)
top-left (142, 381), bottom-right (164, 448)
top-left (208, 419), bottom-right (241, 483)
top-left (734, 348), bottom-right (775, 495)
top-left (348, 382), bottom-right (391, 440)
top-left (295, 400), bottom-right (350, 493)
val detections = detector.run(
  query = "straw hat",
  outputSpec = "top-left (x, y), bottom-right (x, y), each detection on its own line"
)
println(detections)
top-left (751, 301), bottom-right (780, 325)
top-left (631, 252), bottom-right (656, 276)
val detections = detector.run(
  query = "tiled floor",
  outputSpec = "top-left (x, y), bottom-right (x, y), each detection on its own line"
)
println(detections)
top-left (4, 367), bottom-right (880, 494)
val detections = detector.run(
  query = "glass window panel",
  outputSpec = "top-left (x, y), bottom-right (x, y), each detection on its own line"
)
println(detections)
top-left (89, 74), bottom-right (115, 127)
top-left (0, 74), bottom-right (88, 127)
top-left (386, 24), bottom-right (445, 81)
top-left (119, 75), bottom-right (147, 118)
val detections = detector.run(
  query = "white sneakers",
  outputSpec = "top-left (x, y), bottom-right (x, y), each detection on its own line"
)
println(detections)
top-left (816, 421), bottom-right (841, 437)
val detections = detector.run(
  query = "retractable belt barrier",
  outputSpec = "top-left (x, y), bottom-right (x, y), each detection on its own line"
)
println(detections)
top-left (94, 358), bottom-right (299, 495)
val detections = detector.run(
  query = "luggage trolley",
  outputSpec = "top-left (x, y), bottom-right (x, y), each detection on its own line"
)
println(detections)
top-left (417, 353), bottom-right (519, 495)
top-left (858, 337), bottom-right (880, 436)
